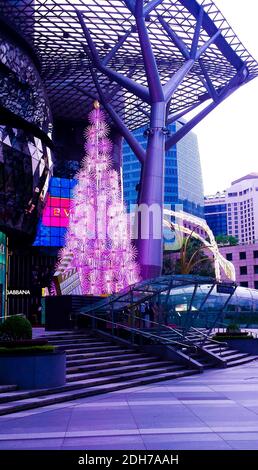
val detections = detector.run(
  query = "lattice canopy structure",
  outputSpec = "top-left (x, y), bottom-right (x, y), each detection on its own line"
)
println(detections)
top-left (0, 0), bottom-right (257, 130)
top-left (1, 0), bottom-right (258, 278)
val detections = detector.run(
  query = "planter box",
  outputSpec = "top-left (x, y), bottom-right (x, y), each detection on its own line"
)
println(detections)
top-left (223, 338), bottom-right (258, 355)
top-left (214, 332), bottom-right (249, 337)
top-left (0, 339), bottom-right (48, 347)
top-left (0, 351), bottom-right (66, 389)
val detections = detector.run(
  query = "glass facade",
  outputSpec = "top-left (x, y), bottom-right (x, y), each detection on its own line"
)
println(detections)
top-left (163, 283), bottom-right (258, 327)
top-left (204, 202), bottom-right (228, 236)
top-left (0, 126), bottom-right (53, 238)
top-left (123, 122), bottom-right (204, 217)
top-left (0, 31), bottom-right (51, 134)
top-left (0, 28), bottom-right (53, 239)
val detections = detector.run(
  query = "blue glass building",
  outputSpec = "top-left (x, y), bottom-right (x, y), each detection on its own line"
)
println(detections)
top-left (123, 121), bottom-right (204, 217)
top-left (204, 193), bottom-right (228, 236)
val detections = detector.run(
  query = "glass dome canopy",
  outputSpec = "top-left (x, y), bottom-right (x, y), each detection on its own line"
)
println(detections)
top-left (81, 274), bottom-right (258, 329)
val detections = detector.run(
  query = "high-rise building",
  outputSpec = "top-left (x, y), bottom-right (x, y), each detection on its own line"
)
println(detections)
top-left (226, 173), bottom-right (258, 244)
top-left (204, 174), bottom-right (258, 290)
top-left (214, 243), bottom-right (258, 290)
top-left (123, 121), bottom-right (204, 218)
top-left (205, 174), bottom-right (258, 244)
top-left (204, 192), bottom-right (227, 236)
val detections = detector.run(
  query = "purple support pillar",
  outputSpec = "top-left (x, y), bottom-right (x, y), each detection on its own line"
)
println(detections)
top-left (136, 101), bottom-right (166, 279)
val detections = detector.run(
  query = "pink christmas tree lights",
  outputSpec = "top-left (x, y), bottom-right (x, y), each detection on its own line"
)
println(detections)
top-left (55, 102), bottom-right (140, 295)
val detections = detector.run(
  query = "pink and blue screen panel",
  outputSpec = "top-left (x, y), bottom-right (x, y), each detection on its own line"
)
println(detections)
top-left (33, 177), bottom-right (76, 247)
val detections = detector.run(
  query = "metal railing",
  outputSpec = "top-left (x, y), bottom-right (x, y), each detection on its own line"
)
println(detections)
top-left (76, 311), bottom-right (198, 362)
top-left (124, 313), bottom-right (229, 356)
top-left (187, 325), bottom-right (228, 356)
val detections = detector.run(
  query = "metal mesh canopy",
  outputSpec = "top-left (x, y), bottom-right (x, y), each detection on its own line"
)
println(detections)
top-left (1, 0), bottom-right (258, 129)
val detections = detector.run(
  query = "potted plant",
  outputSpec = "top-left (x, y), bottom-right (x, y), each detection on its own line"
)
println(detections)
top-left (226, 323), bottom-right (241, 334)
top-left (0, 315), bottom-right (66, 389)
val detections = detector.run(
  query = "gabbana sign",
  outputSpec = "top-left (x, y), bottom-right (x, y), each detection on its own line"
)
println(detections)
top-left (7, 290), bottom-right (31, 295)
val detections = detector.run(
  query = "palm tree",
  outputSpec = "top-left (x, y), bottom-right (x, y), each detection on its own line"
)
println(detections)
top-left (163, 226), bottom-right (215, 277)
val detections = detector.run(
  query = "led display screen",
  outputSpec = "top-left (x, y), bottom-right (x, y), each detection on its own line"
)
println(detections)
top-left (34, 177), bottom-right (76, 247)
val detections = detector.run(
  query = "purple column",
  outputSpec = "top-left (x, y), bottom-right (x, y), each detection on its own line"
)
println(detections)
top-left (136, 101), bottom-right (166, 279)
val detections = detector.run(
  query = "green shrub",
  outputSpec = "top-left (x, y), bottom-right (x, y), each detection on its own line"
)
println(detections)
top-left (0, 345), bottom-right (54, 354)
top-left (0, 315), bottom-right (32, 341)
top-left (226, 322), bottom-right (240, 333)
top-left (213, 335), bottom-right (253, 341)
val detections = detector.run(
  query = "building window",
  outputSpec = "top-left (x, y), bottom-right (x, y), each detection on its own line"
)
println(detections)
top-left (254, 266), bottom-right (258, 274)
top-left (254, 281), bottom-right (258, 290)
top-left (240, 266), bottom-right (247, 275)
top-left (239, 252), bottom-right (246, 260)
top-left (240, 281), bottom-right (249, 287)
top-left (226, 253), bottom-right (232, 261)
top-left (253, 251), bottom-right (258, 258)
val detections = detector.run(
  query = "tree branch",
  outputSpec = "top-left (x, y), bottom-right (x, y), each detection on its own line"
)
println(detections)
top-left (165, 100), bottom-right (216, 150)
top-left (196, 30), bottom-right (221, 60)
top-left (76, 9), bottom-right (150, 103)
top-left (89, 66), bottom-right (146, 164)
top-left (190, 5), bottom-right (203, 59)
top-left (165, 65), bottom-right (248, 150)
top-left (167, 100), bottom-right (207, 125)
top-left (135, 0), bottom-right (164, 102)
top-left (158, 16), bottom-right (190, 59)
top-left (123, 0), bottom-right (135, 14)
top-left (144, 0), bottom-right (164, 17)
top-left (102, 28), bottom-right (133, 66)
top-left (163, 59), bottom-right (195, 102)
top-left (198, 59), bottom-right (218, 101)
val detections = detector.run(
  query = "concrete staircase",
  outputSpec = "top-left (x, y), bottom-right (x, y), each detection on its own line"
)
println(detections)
top-left (0, 331), bottom-right (199, 416)
top-left (147, 326), bottom-right (257, 368)
top-left (202, 342), bottom-right (257, 367)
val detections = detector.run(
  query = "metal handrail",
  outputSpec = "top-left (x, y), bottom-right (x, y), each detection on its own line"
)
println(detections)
top-left (130, 313), bottom-right (187, 339)
top-left (76, 311), bottom-right (197, 354)
top-left (189, 325), bottom-right (228, 347)
top-left (130, 314), bottom-right (228, 358)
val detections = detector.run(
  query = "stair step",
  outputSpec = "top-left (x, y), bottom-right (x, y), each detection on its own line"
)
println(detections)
top-left (67, 356), bottom-right (163, 371)
top-left (0, 385), bottom-right (17, 393)
top-left (226, 356), bottom-right (257, 367)
top-left (204, 347), bottom-right (237, 356)
top-left (66, 349), bottom-right (136, 359)
top-left (49, 339), bottom-right (111, 346)
top-left (66, 362), bottom-right (185, 381)
top-left (66, 352), bottom-right (147, 367)
top-left (44, 333), bottom-right (92, 340)
top-left (204, 346), bottom-right (228, 353)
top-left (66, 364), bottom-right (188, 383)
top-left (64, 345), bottom-right (122, 353)
top-left (220, 352), bottom-right (251, 361)
top-left (219, 350), bottom-right (247, 358)
top-left (0, 370), bottom-right (199, 416)
top-left (224, 353), bottom-right (253, 362)
top-left (0, 365), bottom-right (194, 404)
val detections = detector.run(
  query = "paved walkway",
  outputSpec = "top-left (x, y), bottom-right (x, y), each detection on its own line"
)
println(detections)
top-left (1, 360), bottom-right (258, 450)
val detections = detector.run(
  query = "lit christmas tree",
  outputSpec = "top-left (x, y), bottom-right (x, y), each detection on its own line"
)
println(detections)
top-left (54, 101), bottom-right (140, 295)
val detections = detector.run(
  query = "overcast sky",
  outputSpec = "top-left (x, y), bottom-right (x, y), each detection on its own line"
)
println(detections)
top-left (193, 0), bottom-right (258, 195)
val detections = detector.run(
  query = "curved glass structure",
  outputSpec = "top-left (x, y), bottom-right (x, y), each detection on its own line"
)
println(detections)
top-left (82, 275), bottom-right (258, 329)
top-left (0, 13), bottom-right (53, 239)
